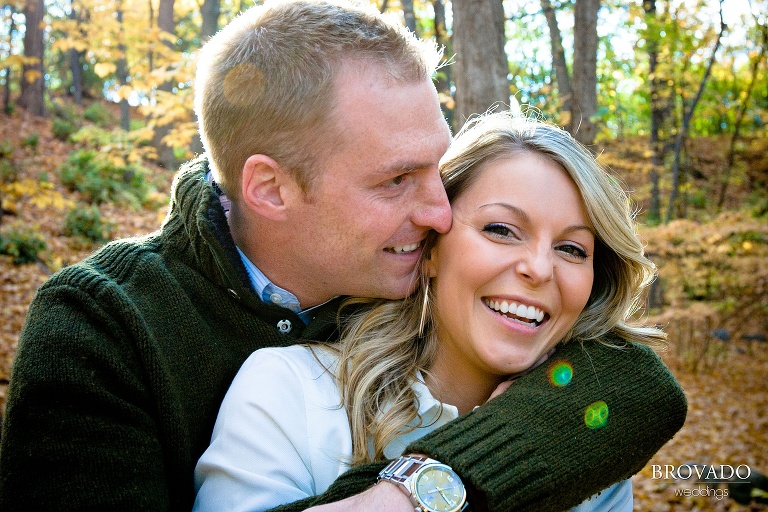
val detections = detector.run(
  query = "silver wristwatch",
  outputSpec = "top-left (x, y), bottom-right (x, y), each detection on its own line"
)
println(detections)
top-left (378, 454), bottom-right (468, 512)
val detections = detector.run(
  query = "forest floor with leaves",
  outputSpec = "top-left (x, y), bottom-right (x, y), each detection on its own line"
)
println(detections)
top-left (1, 109), bottom-right (767, 511)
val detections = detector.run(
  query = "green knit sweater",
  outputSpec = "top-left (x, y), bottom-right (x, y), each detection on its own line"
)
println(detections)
top-left (0, 156), bottom-right (687, 511)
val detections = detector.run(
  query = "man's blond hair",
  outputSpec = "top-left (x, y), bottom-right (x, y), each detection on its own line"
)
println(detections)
top-left (195, 0), bottom-right (442, 196)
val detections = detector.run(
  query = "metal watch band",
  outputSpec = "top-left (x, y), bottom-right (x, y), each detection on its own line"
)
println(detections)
top-left (378, 454), bottom-right (433, 485)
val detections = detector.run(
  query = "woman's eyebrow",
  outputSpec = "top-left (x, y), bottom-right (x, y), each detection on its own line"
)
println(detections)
top-left (476, 202), bottom-right (529, 222)
top-left (477, 202), bottom-right (595, 235)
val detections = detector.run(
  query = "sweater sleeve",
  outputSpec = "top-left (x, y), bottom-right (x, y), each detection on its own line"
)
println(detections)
top-left (0, 280), bottom-right (173, 511)
top-left (268, 340), bottom-right (686, 512)
top-left (406, 339), bottom-right (687, 512)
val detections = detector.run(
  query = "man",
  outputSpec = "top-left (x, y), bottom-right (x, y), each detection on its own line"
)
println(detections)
top-left (0, 1), bottom-right (686, 510)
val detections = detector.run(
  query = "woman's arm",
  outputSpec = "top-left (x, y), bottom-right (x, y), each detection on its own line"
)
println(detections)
top-left (194, 347), bottom-right (349, 512)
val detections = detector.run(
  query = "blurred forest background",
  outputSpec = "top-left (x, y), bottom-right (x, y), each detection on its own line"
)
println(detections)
top-left (1, 0), bottom-right (767, 509)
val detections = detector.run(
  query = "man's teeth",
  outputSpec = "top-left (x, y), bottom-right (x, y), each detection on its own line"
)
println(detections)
top-left (391, 243), bottom-right (420, 254)
top-left (484, 299), bottom-right (545, 323)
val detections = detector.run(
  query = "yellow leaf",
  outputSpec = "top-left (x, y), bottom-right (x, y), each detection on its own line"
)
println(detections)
top-left (24, 69), bottom-right (42, 84)
top-left (51, 39), bottom-right (75, 52)
top-left (1, 198), bottom-right (18, 215)
top-left (94, 62), bottom-right (117, 78)
top-left (1, 55), bottom-right (26, 68)
top-left (117, 86), bottom-right (133, 100)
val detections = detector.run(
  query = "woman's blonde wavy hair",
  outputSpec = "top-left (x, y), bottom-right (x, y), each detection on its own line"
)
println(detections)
top-left (335, 111), bottom-right (666, 465)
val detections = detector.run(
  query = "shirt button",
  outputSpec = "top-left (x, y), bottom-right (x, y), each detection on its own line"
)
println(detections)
top-left (277, 319), bottom-right (292, 333)
top-left (270, 293), bottom-right (283, 304)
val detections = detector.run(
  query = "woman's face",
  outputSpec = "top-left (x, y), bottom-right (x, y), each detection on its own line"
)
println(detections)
top-left (427, 151), bottom-right (595, 385)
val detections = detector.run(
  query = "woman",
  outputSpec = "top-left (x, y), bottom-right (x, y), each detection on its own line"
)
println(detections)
top-left (193, 111), bottom-right (668, 511)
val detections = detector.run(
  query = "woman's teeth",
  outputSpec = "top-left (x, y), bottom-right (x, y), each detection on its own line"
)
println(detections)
top-left (484, 299), bottom-right (545, 324)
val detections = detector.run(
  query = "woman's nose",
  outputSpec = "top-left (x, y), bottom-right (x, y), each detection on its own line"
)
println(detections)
top-left (515, 244), bottom-right (554, 284)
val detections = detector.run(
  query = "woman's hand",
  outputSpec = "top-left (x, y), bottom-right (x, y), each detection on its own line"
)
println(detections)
top-left (487, 380), bottom-right (513, 402)
top-left (487, 347), bottom-right (556, 402)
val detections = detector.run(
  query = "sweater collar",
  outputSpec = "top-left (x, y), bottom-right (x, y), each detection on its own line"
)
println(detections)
top-left (163, 156), bottom-right (344, 340)
top-left (165, 156), bottom-right (256, 302)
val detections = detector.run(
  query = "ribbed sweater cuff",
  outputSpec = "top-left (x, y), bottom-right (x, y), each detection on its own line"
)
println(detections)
top-left (406, 341), bottom-right (687, 512)
top-left (267, 463), bottom-right (387, 512)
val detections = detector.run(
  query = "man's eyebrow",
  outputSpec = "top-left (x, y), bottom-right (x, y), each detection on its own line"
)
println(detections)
top-left (373, 161), bottom-right (433, 176)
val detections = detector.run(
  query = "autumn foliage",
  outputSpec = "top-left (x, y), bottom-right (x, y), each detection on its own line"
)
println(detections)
top-left (1, 0), bottom-right (766, 507)
top-left (1, 101), bottom-right (766, 510)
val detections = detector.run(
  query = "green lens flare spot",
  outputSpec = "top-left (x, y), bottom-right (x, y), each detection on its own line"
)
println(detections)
top-left (548, 361), bottom-right (573, 387)
top-left (584, 401), bottom-right (609, 429)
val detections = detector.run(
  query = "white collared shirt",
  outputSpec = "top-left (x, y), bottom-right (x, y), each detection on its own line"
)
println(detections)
top-left (193, 345), bottom-right (632, 511)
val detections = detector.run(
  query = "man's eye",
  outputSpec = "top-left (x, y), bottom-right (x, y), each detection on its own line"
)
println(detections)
top-left (386, 175), bottom-right (406, 187)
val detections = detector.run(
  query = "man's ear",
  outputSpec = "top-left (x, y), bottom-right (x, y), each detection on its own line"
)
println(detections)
top-left (240, 154), bottom-right (297, 221)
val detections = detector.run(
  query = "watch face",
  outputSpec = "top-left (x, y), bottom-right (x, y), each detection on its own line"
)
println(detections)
top-left (413, 465), bottom-right (466, 512)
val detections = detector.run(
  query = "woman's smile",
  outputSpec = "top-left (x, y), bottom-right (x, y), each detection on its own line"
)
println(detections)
top-left (482, 297), bottom-right (547, 326)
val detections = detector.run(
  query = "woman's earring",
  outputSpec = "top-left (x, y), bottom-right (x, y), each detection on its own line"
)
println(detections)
top-left (418, 280), bottom-right (430, 337)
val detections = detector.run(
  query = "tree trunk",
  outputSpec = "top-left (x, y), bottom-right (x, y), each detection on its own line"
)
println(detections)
top-left (540, 0), bottom-right (573, 132)
top-left (148, 0), bottom-right (155, 72)
top-left (19, 0), bottom-right (46, 116)
top-left (571, 0), bottom-right (599, 145)
top-left (717, 19), bottom-right (767, 210)
top-left (666, 0), bottom-right (724, 222)
top-left (69, 50), bottom-right (83, 105)
top-left (190, 0), bottom-right (221, 156)
top-left (4, 6), bottom-right (16, 115)
top-left (152, 0), bottom-right (178, 169)
top-left (116, 3), bottom-right (131, 131)
top-left (432, 0), bottom-right (453, 128)
top-left (68, 3), bottom-right (83, 106)
top-left (452, 0), bottom-right (509, 128)
top-left (644, 0), bottom-right (662, 223)
top-left (402, 0), bottom-right (418, 36)
top-left (157, 0), bottom-right (174, 46)
top-left (200, 0), bottom-right (220, 41)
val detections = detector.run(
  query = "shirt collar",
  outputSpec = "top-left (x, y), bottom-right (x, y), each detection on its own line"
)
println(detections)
top-left (380, 372), bottom-right (460, 460)
top-left (236, 247), bottom-right (313, 324)
top-left (207, 171), bottom-right (340, 325)
top-left (411, 372), bottom-right (457, 419)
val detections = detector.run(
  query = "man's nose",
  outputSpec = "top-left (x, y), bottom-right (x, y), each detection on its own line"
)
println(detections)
top-left (412, 172), bottom-right (452, 233)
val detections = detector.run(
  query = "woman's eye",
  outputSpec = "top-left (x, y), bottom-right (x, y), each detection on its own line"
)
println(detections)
top-left (482, 223), bottom-right (515, 238)
top-left (557, 244), bottom-right (588, 260)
